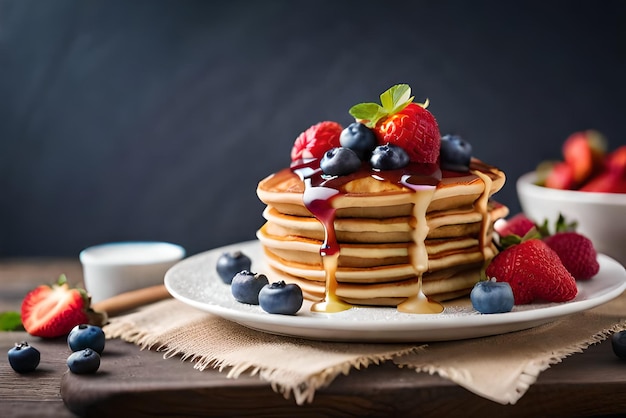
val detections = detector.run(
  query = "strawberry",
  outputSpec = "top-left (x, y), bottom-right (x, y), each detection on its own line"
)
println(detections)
top-left (562, 130), bottom-right (606, 186)
top-left (495, 213), bottom-right (536, 238)
top-left (486, 239), bottom-right (578, 304)
top-left (21, 274), bottom-right (106, 338)
top-left (606, 145), bottom-right (626, 176)
top-left (579, 169), bottom-right (626, 193)
top-left (349, 84), bottom-right (440, 163)
top-left (290, 121), bottom-right (343, 161)
top-left (543, 232), bottom-right (600, 280)
top-left (544, 161), bottom-right (576, 190)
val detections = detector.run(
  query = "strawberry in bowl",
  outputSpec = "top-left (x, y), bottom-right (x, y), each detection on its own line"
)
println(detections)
top-left (517, 131), bottom-right (626, 265)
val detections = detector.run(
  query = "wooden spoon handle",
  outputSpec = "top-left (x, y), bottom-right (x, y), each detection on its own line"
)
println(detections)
top-left (92, 285), bottom-right (171, 317)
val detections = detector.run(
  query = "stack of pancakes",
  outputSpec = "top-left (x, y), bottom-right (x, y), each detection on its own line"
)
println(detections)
top-left (256, 159), bottom-right (508, 306)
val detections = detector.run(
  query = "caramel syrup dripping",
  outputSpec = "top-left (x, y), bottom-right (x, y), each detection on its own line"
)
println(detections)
top-left (297, 169), bottom-right (352, 313)
top-left (290, 159), bottom-right (476, 315)
top-left (397, 175), bottom-right (444, 314)
top-left (471, 169), bottom-right (495, 263)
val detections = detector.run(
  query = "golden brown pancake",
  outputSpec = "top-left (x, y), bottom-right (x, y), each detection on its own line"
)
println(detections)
top-left (256, 158), bottom-right (508, 307)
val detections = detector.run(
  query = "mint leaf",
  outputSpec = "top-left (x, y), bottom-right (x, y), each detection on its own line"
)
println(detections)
top-left (348, 103), bottom-right (383, 125)
top-left (0, 311), bottom-right (23, 331)
top-left (381, 84), bottom-right (412, 111)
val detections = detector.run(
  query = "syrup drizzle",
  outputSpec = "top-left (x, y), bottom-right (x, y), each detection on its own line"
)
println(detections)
top-left (396, 175), bottom-right (444, 314)
top-left (291, 159), bottom-right (498, 314)
top-left (301, 177), bottom-right (352, 313)
top-left (471, 169), bottom-right (496, 265)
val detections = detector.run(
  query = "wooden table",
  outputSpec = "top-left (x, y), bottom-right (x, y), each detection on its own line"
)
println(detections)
top-left (2, 258), bottom-right (626, 417)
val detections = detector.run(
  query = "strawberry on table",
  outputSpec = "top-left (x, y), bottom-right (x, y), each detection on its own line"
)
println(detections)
top-left (486, 238), bottom-right (578, 305)
top-left (21, 274), bottom-right (106, 338)
top-left (348, 84), bottom-right (441, 164)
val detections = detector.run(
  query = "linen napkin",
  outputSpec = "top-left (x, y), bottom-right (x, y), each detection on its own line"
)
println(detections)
top-left (103, 298), bottom-right (423, 405)
top-left (104, 292), bottom-right (626, 406)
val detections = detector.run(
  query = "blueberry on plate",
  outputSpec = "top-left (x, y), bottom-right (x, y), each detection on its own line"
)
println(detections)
top-left (611, 330), bottom-right (626, 360)
top-left (339, 122), bottom-right (378, 160)
top-left (259, 281), bottom-right (304, 315)
top-left (470, 279), bottom-right (514, 314)
top-left (68, 324), bottom-right (106, 354)
top-left (216, 251), bottom-right (252, 284)
top-left (8, 341), bottom-right (40, 373)
top-left (67, 348), bottom-right (101, 374)
top-left (440, 134), bottom-right (472, 172)
top-left (320, 147), bottom-right (362, 176)
top-left (231, 270), bottom-right (269, 305)
top-left (370, 144), bottom-right (410, 170)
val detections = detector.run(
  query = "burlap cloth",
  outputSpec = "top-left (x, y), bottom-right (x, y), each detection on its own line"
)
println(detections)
top-left (104, 292), bottom-right (626, 406)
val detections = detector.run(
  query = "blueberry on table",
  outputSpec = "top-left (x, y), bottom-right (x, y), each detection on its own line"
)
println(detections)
top-left (320, 147), bottom-right (362, 176)
top-left (68, 324), bottom-right (106, 354)
top-left (216, 251), bottom-right (252, 284)
top-left (370, 144), bottom-right (410, 170)
top-left (440, 134), bottom-right (473, 172)
top-left (259, 281), bottom-right (304, 315)
top-left (339, 122), bottom-right (378, 160)
top-left (470, 279), bottom-right (514, 314)
top-left (8, 341), bottom-right (40, 373)
top-left (611, 330), bottom-right (626, 360)
top-left (231, 270), bottom-right (269, 305)
top-left (67, 348), bottom-right (101, 374)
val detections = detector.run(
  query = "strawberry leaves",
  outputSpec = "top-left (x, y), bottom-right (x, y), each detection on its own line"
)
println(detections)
top-left (349, 84), bottom-right (420, 128)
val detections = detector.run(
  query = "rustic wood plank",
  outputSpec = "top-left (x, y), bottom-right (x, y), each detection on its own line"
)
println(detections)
top-left (3, 258), bottom-right (626, 417)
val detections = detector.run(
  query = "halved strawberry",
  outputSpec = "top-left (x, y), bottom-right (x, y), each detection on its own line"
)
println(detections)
top-left (21, 275), bottom-right (106, 338)
top-left (349, 84), bottom-right (440, 163)
top-left (290, 121), bottom-right (343, 161)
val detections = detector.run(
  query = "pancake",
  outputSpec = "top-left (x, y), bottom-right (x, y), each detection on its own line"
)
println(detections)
top-left (256, 158), bottom-right (509, 309)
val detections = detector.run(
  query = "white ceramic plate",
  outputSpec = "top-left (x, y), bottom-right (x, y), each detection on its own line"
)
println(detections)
top-left (164, 240), bottom-right (626, 343)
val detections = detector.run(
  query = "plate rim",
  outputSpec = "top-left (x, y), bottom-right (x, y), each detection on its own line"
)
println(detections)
top-left (164, 240), bottom-right (626, 341)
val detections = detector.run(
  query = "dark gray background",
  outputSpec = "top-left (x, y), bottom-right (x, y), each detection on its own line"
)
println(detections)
top-left (1, 0), bottom-right (625, 257)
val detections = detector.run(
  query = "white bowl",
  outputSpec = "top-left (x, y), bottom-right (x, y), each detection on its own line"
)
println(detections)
top-left (80, 241), bottom-right (185, 303)
top-left (517, 171), bottom-right (626, 266)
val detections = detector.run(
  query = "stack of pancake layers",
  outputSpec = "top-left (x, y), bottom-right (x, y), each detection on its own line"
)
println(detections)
top-left (256, 160), bottom-right (509, 306)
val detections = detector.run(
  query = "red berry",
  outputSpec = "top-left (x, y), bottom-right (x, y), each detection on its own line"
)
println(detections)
top-left (290, 121), bottom-right (343, 161)
top-left (543, 232), bottom-right (600, 280)
top-left (21, 275), bottom-right (105, 338)
top-left (375, 103), bottom-right (440, 163)
top-left (486, 239), bottom-right (578, 304)
top-left (348, 84), bottom-right (441, 164)
top-left (495, 213), bottom-right (536, 238)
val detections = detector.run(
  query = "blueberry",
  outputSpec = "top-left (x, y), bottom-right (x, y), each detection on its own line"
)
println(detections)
top-left (68, 324), bottom-right (106, 354)
top-left (320, 147), bottom-right (362, 176)
top-left (470, 280), bottom-right (514, 314)
top-left (440, 134), bottom-right (472, 172)
top-left (611, 331), bottom-right (626, 360)
top-left (259, 281), bottom-right (304, 315)
top-left (339, 122), bottom-right (378, 160)
top-left (216, 251), bottom-right (252, 284)
top-left (370, 144), bottom-right (410, 170)
top-left (231, 270), bottom-right (269, 305)
top-left (7, 341), bottom-right (40, 373)
top-left (67, 348), bottom-right (101, 374)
